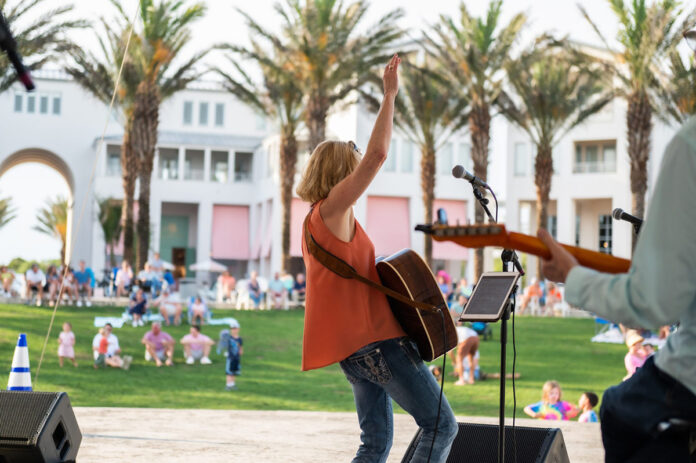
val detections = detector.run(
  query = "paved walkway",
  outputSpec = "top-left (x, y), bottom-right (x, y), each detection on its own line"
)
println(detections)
top-left (74, 408), bottom-right (603, 462)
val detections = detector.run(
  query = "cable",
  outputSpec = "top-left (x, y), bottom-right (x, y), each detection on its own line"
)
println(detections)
top-left (426, 308), bottom-right (448, 463)
top-left (512, 301), bottom-right (518, 463)
top-left (487, 186), bottom-right (499, 223)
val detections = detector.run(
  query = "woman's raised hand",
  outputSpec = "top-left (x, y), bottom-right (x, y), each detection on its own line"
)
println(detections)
top-left (383, 54), bottom-right (400, 97)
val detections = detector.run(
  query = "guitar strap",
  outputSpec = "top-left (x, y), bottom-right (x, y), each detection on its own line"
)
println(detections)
top-left (303, 210), bottom-right (440, 314)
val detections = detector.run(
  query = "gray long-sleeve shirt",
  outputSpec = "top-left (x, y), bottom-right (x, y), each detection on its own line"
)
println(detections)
top-left (565, 117), bottom-right (696, 396)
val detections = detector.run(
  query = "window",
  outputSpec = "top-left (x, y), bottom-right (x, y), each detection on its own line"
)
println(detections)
top-left (27, 94), bottom-right (35, 113)
top-left (159, 148), bottom-right (179, 180)
top-left (105, 144), bottom-right (121, 176)
top-left (400, 141), bottom-right (414, 173)
top-left (547, 215), bottom-right (557, 240)
top-left (52, 96), bottom-right (61, 115)
top-left (184, 149), bottom-right (204, 180)
top-left (215, 103), bottom-right (224, 126)
top-left (234, 152), bottom-right (253, 182)
top-left (383, 139), bottom-right (397, 172)
top-left (40, 96), bottom-right (49, 114)
top-left (199, 102), bottom-right (208, 125)
top-left (211, 151), bottom-right (228, 182)
top-left (438, 143), bottom-right (453, 175)
top-left (13, 94), bottom-right (22, 112)
top-left (574, 141), bottom-right (617, 173)
top-left (183, 101), bottom-right (193, 125)
top-left (599, 214), bottom-right (612, 254)
top-left (458, 143), bottom-right (472, 172)
top-left (514, 142), bottom-right (529, 176)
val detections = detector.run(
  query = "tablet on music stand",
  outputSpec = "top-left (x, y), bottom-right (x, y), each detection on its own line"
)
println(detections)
top-left (459, 272), bottom-right (521, 322)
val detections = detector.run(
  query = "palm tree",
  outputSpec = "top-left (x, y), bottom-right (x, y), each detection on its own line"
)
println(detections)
top-left (365, 56), bottom-right (469, 267)
top-left (269, 0), bottom-right (405, 151)
top-left (426, 0), bottom-right (526, 280)
top-left (0, 193), bottom-right (15, 228)
top-left (34, 196), bottom-right (68, 264)
top-left (217, 24), bottom-right (305, 272)
top-left (665, 49), bottom-right (696, 122)
top-left (0, 0), bottom-right (85, 92)
top-left (68, 0), bottom-right (207, 271)
top-left (580, 0), bottom-right (692, 249)
top-left (498, 39), bottom-right (612, 274)
top-left (97, 197), bottom-right (122, 268)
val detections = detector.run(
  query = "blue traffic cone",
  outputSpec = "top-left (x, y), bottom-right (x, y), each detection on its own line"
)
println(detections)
top-left (7, 333), bottom-right (32, 391)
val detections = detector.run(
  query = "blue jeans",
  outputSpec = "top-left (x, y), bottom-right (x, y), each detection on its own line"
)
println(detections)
top-left (339, 337), bottom-right (458, 463)
top-left (601, 356), bottom-right (696, 462)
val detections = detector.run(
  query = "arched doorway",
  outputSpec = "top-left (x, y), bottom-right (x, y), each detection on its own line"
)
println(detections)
top-left (0, 148), bottom-right (75, 263)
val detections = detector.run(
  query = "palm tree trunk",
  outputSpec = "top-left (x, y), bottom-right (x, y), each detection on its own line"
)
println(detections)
top-left (121, 122), bottom-right (136, 266)
top-left (109, 242), bottom-right (116, 268)
top-left (134, 81), bottom-right (160, 272)
top-left (470, 102), bottom-right (490, 279)
top-left (279, 127), bottom-right (299, 272)
top-left (421, 144), bottom-right (436, 268)
top-left (627, 91), bottom-right (651, 253)
top-left (534, 142), bottom-right (553, 276)
top-left (306, 93), bottom-right (327, 152)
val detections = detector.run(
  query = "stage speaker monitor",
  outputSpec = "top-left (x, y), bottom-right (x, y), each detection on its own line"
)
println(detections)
top-left (0, 391), bottom-right (81, 463)
top-left (401, 422), bottom-right (570, 463)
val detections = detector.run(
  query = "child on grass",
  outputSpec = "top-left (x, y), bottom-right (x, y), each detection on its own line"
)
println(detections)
top-left (225, 322), bottom-right (243, 391)
top-left (93, 327), bottom-right (109, 369)
top-left (578, 391), bottom-right (599, 423)
top-left (524, 380), bottom-right (579, 420)
top-left (58, 322), bottom-right (77, 367)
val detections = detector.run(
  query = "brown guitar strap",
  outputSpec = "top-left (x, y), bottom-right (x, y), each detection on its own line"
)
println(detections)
top-left (303, 211), bottom-right (440, 314)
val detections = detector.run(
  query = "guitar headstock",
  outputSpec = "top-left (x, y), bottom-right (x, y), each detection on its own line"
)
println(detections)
top-left (416, 223), bottom-right (510, 248)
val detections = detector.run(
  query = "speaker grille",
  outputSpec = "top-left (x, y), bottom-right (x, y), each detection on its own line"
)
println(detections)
top-left (0, 391), bottom-right (59, 445)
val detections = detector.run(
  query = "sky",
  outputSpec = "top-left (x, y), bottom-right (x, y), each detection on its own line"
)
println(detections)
top-left (0, 0), bottom-right (688, 263)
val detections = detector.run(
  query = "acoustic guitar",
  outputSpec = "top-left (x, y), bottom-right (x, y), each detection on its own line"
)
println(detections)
top-left (416, 223), bottom-right (631, 274)
top-left (376, 250), bottom-right (457, 362)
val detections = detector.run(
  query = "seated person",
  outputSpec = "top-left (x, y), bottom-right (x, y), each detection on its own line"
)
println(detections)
top-left (25, 263), bottom-right (45, 306)
top-left (115, 261), bottom-right (133, 297)
top-left (449, 293), bottom-right (468, 318)
top-left (62, 267), bottom-right (79, 305)
top-left (92, 323), bottom-right (132, 369)
top-left (456, 277), bottom-right (473, 299)
top-left (218, 270), bottom-right (236, 302)
top-left (148, 252), bottom-right (164, 278)
top-left (247, 271), bottom-right (262, 308)
top-left (624, 330), bottom-right (653, 380)
top-left (180, 325), bottom-right (214, 364)
top-left (128, 288), bottom-right (147, 327)
top-left (545, 281), bottom-right (562, 312)
top-left (293, 273), bottom-right (306, 303)
top-left (136, 263), bottom-right (156, 293)
top-left (189, 296), bottom-right (207, 325)
top-left (44, 265), bottom-right (60, 305)
top-left (73, 260), bottom-right (95, 307)
top-left (1, 265), bottom-right (15, 296)
top-left (151, 289), bottom-right (182, 326)
top-left (142, 322), bottom-right (174, 367)
top-left (518, 278), bottom-right (543, 314)
top-left (268, 272), bottom-right (286, 309)
top-left (163, 269), bottom-right (176, 291)
top-left (280, 271), bottom-right (294, 299)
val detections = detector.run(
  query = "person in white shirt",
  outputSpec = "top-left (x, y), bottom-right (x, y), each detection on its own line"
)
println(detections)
top-left (151, 288), bottom-right (182, 326)
top-left (25, 263), bottom-right (45, 306)
top-left (91, 323), bottom-right (132, 369)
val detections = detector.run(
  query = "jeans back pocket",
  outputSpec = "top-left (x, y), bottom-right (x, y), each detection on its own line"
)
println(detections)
top-left (346, 348), bottom-right (393, 384)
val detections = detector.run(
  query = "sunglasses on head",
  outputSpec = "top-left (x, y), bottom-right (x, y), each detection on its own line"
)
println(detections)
top-left (348, 141), bottom-right (362, 154)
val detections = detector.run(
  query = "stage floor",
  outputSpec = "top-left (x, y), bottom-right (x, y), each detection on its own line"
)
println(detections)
top-left (74, 407), bottom-right (603, 462)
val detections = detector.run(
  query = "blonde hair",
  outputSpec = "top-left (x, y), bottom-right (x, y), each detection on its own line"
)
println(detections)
top-left (296, 140), bottom-right (361, 204)
top-left (541, 380), bottom-right (561, 403)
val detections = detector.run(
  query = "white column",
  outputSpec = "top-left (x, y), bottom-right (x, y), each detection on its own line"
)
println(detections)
top-left (556, 194), bottom-right (575, 246)
top-left (151, 198), bottom-right (162, 254)
top-left (203, 147), bottom-right (211, 182)
top-left (196, 200), bottom-right (213, 283)
top-left (229, 151), bottom-right (236, 183)
top-left (178, 146), bottom-right (185, 181)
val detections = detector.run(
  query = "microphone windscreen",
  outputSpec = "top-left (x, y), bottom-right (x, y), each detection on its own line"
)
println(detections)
top-left (451, 165), bottom-right (464, 178)
top-left (612, 208), bottom-right (624, 221)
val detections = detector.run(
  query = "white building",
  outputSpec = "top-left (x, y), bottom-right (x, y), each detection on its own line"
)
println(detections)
top-left (0, 71), bottom-right (676, 283)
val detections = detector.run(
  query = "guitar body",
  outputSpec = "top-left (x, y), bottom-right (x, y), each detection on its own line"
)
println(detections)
top-left (376, 249), bottom-right (457, 362)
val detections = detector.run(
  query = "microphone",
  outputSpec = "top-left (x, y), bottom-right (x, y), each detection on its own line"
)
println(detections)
top-left (451, 165), bottom-right (489, 189)
top-left (612, 208), bottom-right (643, 227)
top-left (0, 13), bottom-right (35, 91)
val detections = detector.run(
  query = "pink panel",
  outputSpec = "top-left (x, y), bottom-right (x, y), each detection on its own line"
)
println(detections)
top-left (432, 199), bottom-right (469, 260)
top-left (252, 204), bottom-right (262, 258)
top-left (261, 200), bottom-right (273, 258)
top-left (211, 205), bottom-right (250, 259)
top-left (366, 196), bottom-right (410, 256)
top-left (290, 198), bottom-right (311, 257)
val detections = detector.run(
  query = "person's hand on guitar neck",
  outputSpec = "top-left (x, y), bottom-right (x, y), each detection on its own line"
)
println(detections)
top-left (537, 229), bottom-right (579, 283)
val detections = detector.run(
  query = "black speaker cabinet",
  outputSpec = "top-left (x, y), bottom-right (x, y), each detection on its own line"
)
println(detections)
top-left (0, 391), bottom-right (81, 463)
top-left (402, 422), bottom-right (570, 463)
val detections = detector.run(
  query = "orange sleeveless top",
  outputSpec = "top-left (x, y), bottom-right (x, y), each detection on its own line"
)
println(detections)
top-left (301, 203), bottom-right (406, 371)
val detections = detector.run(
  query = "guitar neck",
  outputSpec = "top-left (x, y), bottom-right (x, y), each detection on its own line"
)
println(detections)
top-left (506, 231), bottom-right (630, 274)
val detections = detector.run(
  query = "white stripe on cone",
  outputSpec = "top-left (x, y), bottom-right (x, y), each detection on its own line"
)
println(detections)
top-left (7, 334), bottom-right (32, 391)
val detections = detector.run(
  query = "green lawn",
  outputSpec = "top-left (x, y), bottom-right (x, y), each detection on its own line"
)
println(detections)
top-left (0, 303), bottom-right (626, 417)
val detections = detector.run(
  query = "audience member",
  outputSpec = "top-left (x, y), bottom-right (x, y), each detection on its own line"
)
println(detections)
top-left (189, 296), bottom-right (207, 325)
top-left (57, 321), bottom-right (77, 367)
top-left (92, 323), bottom-right (131, 369)
top-left (62, 267), bottom-right (79, 305)
top-left (1, 265), bottom-right (14, 296)
top-left (247, 271), bottom-right (262, 308)
top-left (142, 322), bottom-right (175, 367)
top-left (519, 278), bottom-right (543, 314)
top-left (137, 263), bottom-right (159, 294)
top-left (268, 272), bottom-right (286, 309)
top-left (437, 274), bottom-right (453, 303)
top-left (116, 261), bottom-right (133, 297)
top-left (450, 293), bottom-right (468, 318)
top-left (163, 268), bottom-right (176, 290)
top-left (280, 271), bottom-right (294, 299)
top-left (74, 260), bottom-right (94, 307)
top-left (545, 281), bottom-right (562, 313)
top-left (45, 265), bottom-right (60, 305)
top-left (25, 263), bottom-right (45, 306)
top-left (148, 251), bottom-right (164, 277)
top-left (225, 321), bottom-right (243, 390)
top-left (151, 288), bottom-right (182, 326)
top-left (128, 288), bottom-right (147, 327)
top-left (293, 273), bottom-right (306, 303)
top-left (180, 325), bottom-right (214, 364)
top-left (578, 391), bottom-right (599, 423)
top-left (453, 324), bottom-right (480, 385)
top-left (219, 270), bottom-right (236, 302)
top-left (524, 380), bottom-right (579, 420)
top-left (624, 330), bottom-right (652, 380)
top-left (456, 278), bottom-right (472, 299)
